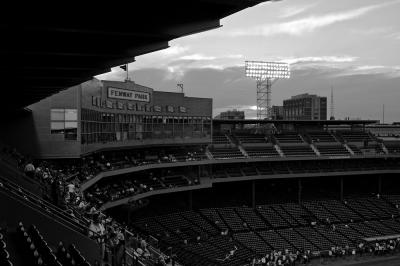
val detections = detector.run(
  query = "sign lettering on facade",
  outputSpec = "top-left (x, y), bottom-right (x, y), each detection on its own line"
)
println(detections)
top-left (108, 87), bottom-right (150, 102)
top-left (167, 105), bottom-right (174, 113)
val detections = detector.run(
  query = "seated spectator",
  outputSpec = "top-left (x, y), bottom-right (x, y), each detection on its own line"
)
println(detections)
top-left (24, 161), bottom-right (36, 178)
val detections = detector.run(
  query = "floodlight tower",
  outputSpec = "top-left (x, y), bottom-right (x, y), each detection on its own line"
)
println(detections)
top-left (245, 61), bottom-right (290, 120)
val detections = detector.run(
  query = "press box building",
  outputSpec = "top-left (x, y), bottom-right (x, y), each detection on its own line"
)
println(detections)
top-left (2, 79), bottom-right (212, 158)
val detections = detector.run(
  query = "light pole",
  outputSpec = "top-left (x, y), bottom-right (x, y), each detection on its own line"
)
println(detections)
top-left (245, 61), bottom-right (290, 120)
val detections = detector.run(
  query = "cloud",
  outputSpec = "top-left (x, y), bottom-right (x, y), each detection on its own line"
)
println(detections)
top-left (281, 56), bottom-right (358, 65)
top-left (229, 1), bottom-right (399, 37)
top-left (279, 3), bottom-right (316, 18)
top-left (336, 65), bottom-right (400, 78)
top-left (388, 32), bottom-right (400, 40)
top-left (158, 45), bottom-right (189, 57)
top-left (179, 54), bottom-right (216, 61)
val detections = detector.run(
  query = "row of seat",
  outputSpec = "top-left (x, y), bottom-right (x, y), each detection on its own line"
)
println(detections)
top-left (0, 230), bottom-right (12, 266)
top-left (132, 196), bottom-right (400, 265)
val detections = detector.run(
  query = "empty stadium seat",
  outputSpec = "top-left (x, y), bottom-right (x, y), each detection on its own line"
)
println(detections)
top-left (274, 133), bottom-right (304, 144)
top-left (316, 145), bottom-right (350, 157)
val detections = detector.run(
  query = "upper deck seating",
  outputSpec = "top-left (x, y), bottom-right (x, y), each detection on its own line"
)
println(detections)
top-left (339, 131), bottom-right (374, 143)
top-left (308, 131), bottom-right (337, 143)
top-left (384, 143), bottom-right (400, 155)
top-left (209, 147), bottom-right (245, 159)
top-left (316, 145), bottom-right (350, 156)
top-left (212, 134), bottom-right (231, 145)
top-left (274, 132), bottom-right (303, 144)
top-left (363, 144), bottom-right (385, 154)
top-left (245, 146), bottom-right (280, 158)
top-left (347, 145), bottom-right (363, 155)
top-left (235, 134), bottom-right (268, 145)
top-left (280, 145), bottom-right (316, 157)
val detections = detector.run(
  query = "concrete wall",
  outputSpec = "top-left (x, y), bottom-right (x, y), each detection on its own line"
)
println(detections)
top-left (25, 86), bottom-right (81, 158)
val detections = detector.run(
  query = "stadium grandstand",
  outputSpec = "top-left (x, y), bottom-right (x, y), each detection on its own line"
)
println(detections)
top-left (2, 1), bottom-right (400, 266)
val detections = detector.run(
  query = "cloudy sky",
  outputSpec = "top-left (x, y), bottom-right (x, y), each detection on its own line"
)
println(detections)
top-left (97, 0), bottom-right (400, 122)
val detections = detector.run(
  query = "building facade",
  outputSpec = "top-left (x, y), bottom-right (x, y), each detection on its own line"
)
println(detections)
top-left (214, 109), bottom-right (245, 120)
top-left (283, 93), bottom-right (327, 121)
top-left (214, 109), bottom-right (245, 131)
top-left (2, 79), bottom-right (212, 158)
top-left (271, 106), bottom-right (284, 120)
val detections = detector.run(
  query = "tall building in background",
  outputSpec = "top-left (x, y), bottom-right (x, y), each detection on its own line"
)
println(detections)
top-left (271, 106), bottom-right (284, 120)
top-left (214, 109), bottom-right (245, 130)
top-left (214, 109), bottom-right (245, 120)
top-left (283, 93), bottom-right (327, 120)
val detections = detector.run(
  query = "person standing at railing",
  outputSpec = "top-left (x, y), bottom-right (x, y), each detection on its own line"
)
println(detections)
top-left (24, 161), bottom-right (35, 178)
top-left (89, 213), bottom-right (106, 261)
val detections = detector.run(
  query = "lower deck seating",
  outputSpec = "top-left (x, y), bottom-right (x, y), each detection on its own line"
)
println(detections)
top-left (302, 201), bottom-right (340, 223)
top-left (132, 196), bottom-right (400, 266)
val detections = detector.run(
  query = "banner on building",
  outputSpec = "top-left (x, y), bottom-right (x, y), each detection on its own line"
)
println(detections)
top-left (108, 87), bottom-right (150, 102)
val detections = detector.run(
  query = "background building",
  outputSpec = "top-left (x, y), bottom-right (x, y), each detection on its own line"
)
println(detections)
top-left (214, 109), bottom-right (245, 131)
top-left (271, 106), bottom-right (284, 120)
top-left (214, 109), bottom-right (245, 120)
top-left (283, 93), bottom-right (327, 121)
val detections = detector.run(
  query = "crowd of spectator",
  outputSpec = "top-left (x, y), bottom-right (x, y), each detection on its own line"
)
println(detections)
top-left (0, 146), bottom-right (177, 265)
top-left (247, 238), bottom-right (400, 266)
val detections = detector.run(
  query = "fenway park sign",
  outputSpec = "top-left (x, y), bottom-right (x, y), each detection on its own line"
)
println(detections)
top-left (108, 87), bottom-right (150, 102)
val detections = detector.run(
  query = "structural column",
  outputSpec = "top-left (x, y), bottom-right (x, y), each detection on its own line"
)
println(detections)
top-left (252, 180), bottom-right (256, 209)
top-left (188, 190), bottom-right (193, 210)
top-left (378, 175), bottom-right (382, 195)
top-left (340, 176), bottom-right (344, 201)
top-left (298, 179), bottom-right (302, 204)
